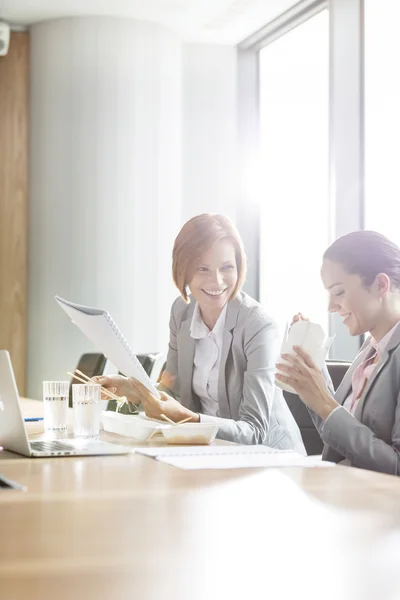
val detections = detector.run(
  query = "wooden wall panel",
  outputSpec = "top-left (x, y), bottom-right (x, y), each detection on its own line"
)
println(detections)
top-left (0, 32), bottom-right (29, 394)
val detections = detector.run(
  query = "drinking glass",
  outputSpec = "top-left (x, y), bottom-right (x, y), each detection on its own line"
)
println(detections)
top-left (43, 381), bottom-right (69, 436)
top-left (72, 384), bottom-right (101, 439)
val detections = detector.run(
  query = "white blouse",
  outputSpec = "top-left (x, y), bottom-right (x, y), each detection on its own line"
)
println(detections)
top-left (190, 302), bottom-right (228, 416)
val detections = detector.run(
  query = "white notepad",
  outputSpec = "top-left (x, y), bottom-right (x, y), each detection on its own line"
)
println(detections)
top-left (136, 445), bottom-right (335, 470)
top-left (158, 455), bottom-right (334, 470)
top-left (136, 445), bottom-right (294, 458)
top-left (55, 295), bottom-right (160, 398)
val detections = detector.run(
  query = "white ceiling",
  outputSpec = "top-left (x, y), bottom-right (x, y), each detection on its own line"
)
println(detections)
top-left (0, 0), bottom-right (299, 43)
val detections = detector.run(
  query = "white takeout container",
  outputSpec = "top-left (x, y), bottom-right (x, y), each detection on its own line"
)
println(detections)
top-left (101, 411), bottom-right (164, 442)
top-left (275, 320), bottom-right (335, 394)
top-left (162, 423), bottom-right (219, 445)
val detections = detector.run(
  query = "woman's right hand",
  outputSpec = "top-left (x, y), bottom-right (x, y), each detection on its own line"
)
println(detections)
top-left (92, 374), bottom-right (143, 406)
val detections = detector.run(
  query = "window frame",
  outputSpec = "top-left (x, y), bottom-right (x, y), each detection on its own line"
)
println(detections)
top-left (237, 0), bottom-right (365, 360)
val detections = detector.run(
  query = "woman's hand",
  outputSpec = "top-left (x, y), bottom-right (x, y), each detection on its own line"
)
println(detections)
top-left (276, 346), bottom-right (338, 421)
top-left (93, 374), bottom-right (142, 405)
top-left (290, 312), bottom-right (308, 327)
top-left (96, 375), bottom-right (200, 423)
top-left (131, 378), bottom-right (200, 422)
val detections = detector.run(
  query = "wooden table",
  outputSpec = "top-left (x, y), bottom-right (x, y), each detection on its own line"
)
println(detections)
top-left (1, 400), bottom-right (400, 600)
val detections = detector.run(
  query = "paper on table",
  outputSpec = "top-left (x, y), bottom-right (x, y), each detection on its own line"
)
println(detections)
top-left (157, 454), bottom-right (335, 470)
top-left (275, 320), bottom-right (335, 394)
top-left (135, 445), bottom-right (297, 458)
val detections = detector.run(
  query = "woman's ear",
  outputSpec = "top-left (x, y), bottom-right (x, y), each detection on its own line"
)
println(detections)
top-left (375, 273), bottom-right (391, 296)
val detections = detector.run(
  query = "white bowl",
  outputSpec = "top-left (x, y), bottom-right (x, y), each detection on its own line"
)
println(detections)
top-left (162, 423), bottom-right (219, 445)
top-left (101, 411), bottom-right (162, 442)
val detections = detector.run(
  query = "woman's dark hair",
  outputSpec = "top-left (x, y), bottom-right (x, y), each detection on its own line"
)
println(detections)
top-left (323, 231), bottom-right (400, 289)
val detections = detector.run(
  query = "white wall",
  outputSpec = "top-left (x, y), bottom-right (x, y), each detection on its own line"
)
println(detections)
top-left (28, 21), bottom-right (242, 399)
top-left (28, 17), bottom-right (182, 398)
top-left (181, 44), bottom-right (262, 297)
top-left (182, 44), bottom-right (239, 222)
top-left (181, 44), bottom-right (260, 296)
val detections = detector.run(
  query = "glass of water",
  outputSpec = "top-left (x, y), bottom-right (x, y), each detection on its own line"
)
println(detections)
top-left (43, 381), bottom-right (69, 436)
top-left (72, 384), bottom-right (101, 439)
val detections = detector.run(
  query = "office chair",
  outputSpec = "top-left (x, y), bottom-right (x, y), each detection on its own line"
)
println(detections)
top-left (284, 360), bottom-right (351, 455)
top-left (136, 352), bottom-right (166, 384)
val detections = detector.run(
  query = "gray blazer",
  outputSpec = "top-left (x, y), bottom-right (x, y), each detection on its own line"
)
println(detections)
top-left (310, 326), bottom-right (400, 475)
top-left (161, 292), bottom-right (305, 451)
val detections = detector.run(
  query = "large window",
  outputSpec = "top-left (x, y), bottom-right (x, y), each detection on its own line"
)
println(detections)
top-left (259, 11), bottom-right (329, 336)
top-left (365, 0), bottom-right (400, 245)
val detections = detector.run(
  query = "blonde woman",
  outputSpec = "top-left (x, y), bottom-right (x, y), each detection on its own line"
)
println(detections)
top-left (98, 214), bottom-right (305, 450)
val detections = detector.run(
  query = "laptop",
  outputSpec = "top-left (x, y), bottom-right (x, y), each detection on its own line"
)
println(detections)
top-left (0, 350), bottom-right (133, 457)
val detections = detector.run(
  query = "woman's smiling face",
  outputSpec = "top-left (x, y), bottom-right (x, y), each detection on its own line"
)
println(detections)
top-left (188, 239), bottom-right (238, 312)
top-left (321, 258), bottom-right (384, 336)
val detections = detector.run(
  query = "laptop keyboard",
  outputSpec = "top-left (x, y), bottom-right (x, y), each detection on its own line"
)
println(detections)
top-left (30, 440), bottom-right (76, 452)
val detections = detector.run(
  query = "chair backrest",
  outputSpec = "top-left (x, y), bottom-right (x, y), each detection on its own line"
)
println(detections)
top-left (283, 360), bottom-right (351, 455)
top-left (136, 352), bottom-right (166, 383)
top-left (136, 354), bottom-right (155, 377)
top-left (326, 361), bottom-right (351, 393)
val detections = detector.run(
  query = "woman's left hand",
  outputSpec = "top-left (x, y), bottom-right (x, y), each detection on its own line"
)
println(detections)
top-left (276, 346), bottom-right (339, 420)
top-left (130, 379), bottom-right (200, 423)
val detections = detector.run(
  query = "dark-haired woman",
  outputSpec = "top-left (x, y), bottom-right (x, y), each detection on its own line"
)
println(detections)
top-left (276, 230), bottom-right (400, 475)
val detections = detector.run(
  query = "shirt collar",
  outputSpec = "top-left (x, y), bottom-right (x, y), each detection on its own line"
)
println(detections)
top-left (371, 321), bottom-right (400, 354)
top-left (190, 302), bottom-right (228, 340)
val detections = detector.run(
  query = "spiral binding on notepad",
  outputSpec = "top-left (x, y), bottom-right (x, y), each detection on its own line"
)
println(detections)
top-left (105, 312), bottom-right (160, 397)
top-left (105, 313), bottom-right (135, 359)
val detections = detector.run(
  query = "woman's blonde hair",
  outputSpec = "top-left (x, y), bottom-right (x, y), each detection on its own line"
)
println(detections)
top-left (172, 213), bottom-right (247, 303)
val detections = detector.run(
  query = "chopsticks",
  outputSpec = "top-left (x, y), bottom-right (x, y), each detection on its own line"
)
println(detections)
top-left (146, 414), bottom-right (193, 442)
top-left (68, 372), bottom-right (191, 422)
top-left (68, 369), bottom-right (129, 413)
top-left (160, 414), bottom-right (193, 426)
top-left (67, 370), bottom-right (122, 403)
top-left (68, 370), bottom-right (139, 414)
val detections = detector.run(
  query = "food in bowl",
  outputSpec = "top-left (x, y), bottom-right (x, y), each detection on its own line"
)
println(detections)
top-left (162, 423), bottom-right (219, 445)
top-left (101, 411), bottom-right (162, 442)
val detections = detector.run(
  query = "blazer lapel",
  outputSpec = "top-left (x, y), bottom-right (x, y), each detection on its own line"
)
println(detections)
top-left (322, 350), bottom-right (372, 462)
top-left (355, 325), bottom-right (400, 420)
top-left (217, 296), bottom-right (241, 418)
top-left (354, 351), bottom-right (389, 420)
top-left (334, 342), bottom-right (372, 406)
top-left (323, 346), bottom-right (371, 464)
top-left (177, 304), bottom-right (199, 413)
